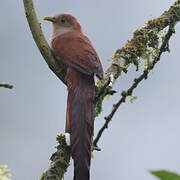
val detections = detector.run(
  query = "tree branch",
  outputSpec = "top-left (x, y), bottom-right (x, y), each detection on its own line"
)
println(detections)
top-left (0, 84), bottom-right (13, 89)
top-left (40, 134), bottom-right (71, 180)
top-left (93, 24), bottom-right (175, 147)
top-left (23, 0), bottom-right (66, 85)
top-left (104, 0), bottom-right (180, 83)
top-left (94, 0), bottom-right (180, 116)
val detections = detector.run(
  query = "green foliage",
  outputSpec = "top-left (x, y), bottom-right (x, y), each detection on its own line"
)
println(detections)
top-left (0, 165), bottom-right (12, 180)
top-left (94, 96), bottom-right (103, 117)
top-left (130, 95), bottom-right (137, 103)
top-left (151, 170), bottom-right (180, 180)
top-left (94, 85), bottom-right (116, 118)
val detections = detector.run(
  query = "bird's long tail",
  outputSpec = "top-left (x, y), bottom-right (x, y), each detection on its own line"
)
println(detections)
top-left (66, 68), bottom-right (95, 180)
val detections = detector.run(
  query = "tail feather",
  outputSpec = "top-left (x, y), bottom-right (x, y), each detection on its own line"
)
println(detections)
top-left (66, 68), bottom-right (95, 180)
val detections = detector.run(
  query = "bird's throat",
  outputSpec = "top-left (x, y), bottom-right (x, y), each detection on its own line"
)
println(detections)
top-left (50, 25), bottom-right (73, 41)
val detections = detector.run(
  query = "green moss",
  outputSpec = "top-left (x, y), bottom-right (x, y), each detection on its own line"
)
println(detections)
top-left (40, 134), bottom-right (71, 180)
top-left (94, 95), bottom-right (103, 117)
top-left (111, 0), bottom-right (180, 72)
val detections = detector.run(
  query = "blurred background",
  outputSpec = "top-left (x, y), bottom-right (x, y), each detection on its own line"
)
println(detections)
top-left (0, 0), bottom-right (180, 179)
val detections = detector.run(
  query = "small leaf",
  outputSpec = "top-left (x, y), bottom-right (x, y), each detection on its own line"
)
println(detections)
top-left (120, 64), bottom-right (130, 70)
top-left (130, 96), bottom-right (137, 103)
top-left (151, 170), bottom-right (180, 180)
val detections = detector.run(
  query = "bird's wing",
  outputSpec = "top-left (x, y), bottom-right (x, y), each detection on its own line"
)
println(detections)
top-left (52, 32), bottom-right (103, 79)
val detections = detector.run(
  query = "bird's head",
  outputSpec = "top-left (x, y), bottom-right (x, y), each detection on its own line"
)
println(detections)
top-left (44, 14), bottom-right (82, 39)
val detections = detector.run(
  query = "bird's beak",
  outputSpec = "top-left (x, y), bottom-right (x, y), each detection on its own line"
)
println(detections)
top-left (43, 16), bottom-right (56, 23)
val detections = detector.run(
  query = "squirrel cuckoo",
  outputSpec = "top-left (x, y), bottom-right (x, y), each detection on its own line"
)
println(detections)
top-left (44, 14), bottom-right (103, 180)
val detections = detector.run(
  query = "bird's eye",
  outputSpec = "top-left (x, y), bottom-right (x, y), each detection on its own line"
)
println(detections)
top-left (61, 18), bottom-right (65, 23)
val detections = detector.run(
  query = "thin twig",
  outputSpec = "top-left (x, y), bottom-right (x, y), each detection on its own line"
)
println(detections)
top-left (0, 84), bottom-right (13, 89)
top-left (93, 25), bottom-right (175, 148)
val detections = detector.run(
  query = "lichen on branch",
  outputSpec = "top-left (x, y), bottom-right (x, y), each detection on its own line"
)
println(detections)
top-left (94, 0), bottom-right (180, 116)
top-left (110, 0), bottom-right (180, 76)
top-left (40, 134), bottom-right (71, 180)
top-left (94, 24), bottom-right (175, 147)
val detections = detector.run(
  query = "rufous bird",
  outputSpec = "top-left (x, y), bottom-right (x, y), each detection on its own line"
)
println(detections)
top-left (44, 14), bottom-right (103, 180)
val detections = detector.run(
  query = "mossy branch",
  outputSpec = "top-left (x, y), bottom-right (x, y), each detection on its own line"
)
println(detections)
top-left (95, 0), bottom-right (180, 116)
top-left (40, 134), bottom-right (71, 180)
top-left (105, 0), bottom-right (180, 80)
top-left (93, 24), bottom-right (175, 147)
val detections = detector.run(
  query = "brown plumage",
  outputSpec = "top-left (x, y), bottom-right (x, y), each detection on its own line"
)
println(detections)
top-left (45, 14), bottom-right (103, 180)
